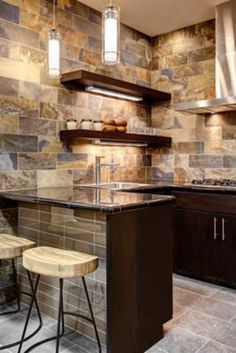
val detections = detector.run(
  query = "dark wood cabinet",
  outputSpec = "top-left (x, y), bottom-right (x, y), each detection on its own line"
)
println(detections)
top-left (173, 191), bottom-right (236, 288)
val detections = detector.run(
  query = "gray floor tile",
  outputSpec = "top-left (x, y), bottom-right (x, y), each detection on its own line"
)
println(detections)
top-left (0, 313), bottom-right (39, 349)
top-left (172, 309), bottom-right (236, 349)
top-left (188, 296), bottom-right (236, 321)
top-left (173, 303), bottom-right (187, 319)
top-left (173, 274), bottom-right (221, 297)
top-left (211, 287), bottom-right (236, 306)
top-left (197, 340), bottom-right (236, 353)
top-left (146, 327), bottom-right (208, 353)
top-left (173, 287), bottom-right (202, 307)
top-left (2, 275), bottom-right (236, 353)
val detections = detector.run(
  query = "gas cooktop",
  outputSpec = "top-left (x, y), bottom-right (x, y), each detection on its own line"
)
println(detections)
top-left (191, 179), bottom-right (236, 187)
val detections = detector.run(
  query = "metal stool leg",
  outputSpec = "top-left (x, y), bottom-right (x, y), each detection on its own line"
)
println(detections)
top-left (0, 259), bottom-right (20, 316)
top-left (0, 266), bottom-right (42, 351)
top-left (82, 276), bottom-right (102, 353)
top-left (17, 273), bottom-right (41, 353)
top-left (21, 276), bottom-right (101, 353)
top-left (21, 278), bottom-right (65, 353)
top-left (56, 279), bottom-right (64, 353)
top-left (12, 258), bottom-right (21, 312)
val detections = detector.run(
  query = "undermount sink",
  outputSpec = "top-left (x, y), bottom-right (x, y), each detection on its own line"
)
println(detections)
top-left (80, 182), bottom-right (154, 190)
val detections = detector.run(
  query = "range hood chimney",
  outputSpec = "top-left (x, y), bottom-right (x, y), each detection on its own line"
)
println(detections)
top-left (176, 0), bottom-right (236, 114)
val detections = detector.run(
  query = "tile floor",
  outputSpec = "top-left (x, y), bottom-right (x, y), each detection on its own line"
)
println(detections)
top-left (1, 274), bottom-right (236, 353)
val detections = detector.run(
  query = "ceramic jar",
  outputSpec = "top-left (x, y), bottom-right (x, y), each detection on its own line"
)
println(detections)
top-left (81, 119), bottom-right (93, 130)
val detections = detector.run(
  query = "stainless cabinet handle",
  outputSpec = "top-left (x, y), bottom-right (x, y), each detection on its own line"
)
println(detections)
top-left (214, 217), bottom-right (217, 240)
top-left (222, 218), bottom-right (226, 241)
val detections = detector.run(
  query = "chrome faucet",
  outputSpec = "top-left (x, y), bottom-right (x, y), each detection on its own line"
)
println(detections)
top-left (95, 156), bottom-right (119, 185)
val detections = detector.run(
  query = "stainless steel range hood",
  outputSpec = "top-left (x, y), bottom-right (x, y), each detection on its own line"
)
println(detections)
top-left (176, 0), bottom-right (236, 114)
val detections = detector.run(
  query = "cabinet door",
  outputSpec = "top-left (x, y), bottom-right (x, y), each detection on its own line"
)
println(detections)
top-left (174, 209), bottom-right (222, 281)
top-left (221, 215), bottom-right (236, 287)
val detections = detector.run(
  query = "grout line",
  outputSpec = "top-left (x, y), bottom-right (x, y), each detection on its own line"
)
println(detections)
top-left (194, 340), bottom-right (211, 353)
top-left (229, 315), bottom-right (236, 323)
top-left (173, 283), bottom-right (221, 298)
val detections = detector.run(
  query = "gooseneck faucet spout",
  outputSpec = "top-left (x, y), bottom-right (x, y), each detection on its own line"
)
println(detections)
top-left (95, 156), bottom-right (119, 185)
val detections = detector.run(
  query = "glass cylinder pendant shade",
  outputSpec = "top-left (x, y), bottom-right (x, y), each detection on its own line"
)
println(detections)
top-left (102, 4), bottom-right (120, 65)
top-left (48, 29), bottom-right (60, 77)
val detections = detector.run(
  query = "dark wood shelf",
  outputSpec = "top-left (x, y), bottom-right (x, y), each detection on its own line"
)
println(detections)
top-left (60, 129), bottom-right (172, 148)
top-left (60, 70), bottom-right (171, 104)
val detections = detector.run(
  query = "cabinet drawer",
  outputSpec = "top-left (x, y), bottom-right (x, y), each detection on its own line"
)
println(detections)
top-left (172, 191), bottom-right (236, 214)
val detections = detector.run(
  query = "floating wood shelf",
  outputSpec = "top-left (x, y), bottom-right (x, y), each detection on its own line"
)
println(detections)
top-left (60, 70), bottom-right (171, 104)
top-left (60, 129), bottom-right (172, 148)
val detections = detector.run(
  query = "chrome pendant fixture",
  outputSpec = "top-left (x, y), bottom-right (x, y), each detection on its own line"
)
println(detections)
top-left (48, 0), bottom-right (60, 77)
top-left (102, 1), bottom-right (120, 65)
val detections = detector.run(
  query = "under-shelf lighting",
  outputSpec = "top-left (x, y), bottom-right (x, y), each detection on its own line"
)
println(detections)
top-left (85, 86), bottom-right (143, 102)
top-left (102, 1), bottom-right (120, 65)
top-left (48, 0), bottom-right (60, 77)
top-left (93, 139), bottom-right (148, 147)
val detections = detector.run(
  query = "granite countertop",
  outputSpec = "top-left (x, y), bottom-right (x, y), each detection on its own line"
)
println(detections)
top-left (139, 180), bottom-right (236, 194)
top-left (0, 186), bottom-right (175, 212)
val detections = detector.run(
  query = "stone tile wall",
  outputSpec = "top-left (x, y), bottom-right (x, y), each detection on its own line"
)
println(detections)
top-left (150, 20), bottom-right (236, 182)
top-left (0, 0), bottom-right (152, 192)
top-left (18, 202), bottom-right (107, 345)
top-left (0, 199), bottom-right (18, 304)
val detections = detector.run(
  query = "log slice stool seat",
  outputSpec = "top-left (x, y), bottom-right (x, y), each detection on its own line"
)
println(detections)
top-left (0, 234), bottom-right (42, 351)
top-left (0, 234), bottom-right (35, 260)
top-left (18, 246), bottom-right (101, 353)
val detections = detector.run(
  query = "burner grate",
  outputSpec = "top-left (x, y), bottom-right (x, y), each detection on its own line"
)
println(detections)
top-left (192, 179), bottom-right (236, 186)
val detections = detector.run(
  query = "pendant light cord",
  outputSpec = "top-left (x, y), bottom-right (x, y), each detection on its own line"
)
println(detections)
top-left (53, 0), bottom-right (56, 30)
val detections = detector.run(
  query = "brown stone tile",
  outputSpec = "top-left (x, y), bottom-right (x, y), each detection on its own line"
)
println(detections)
top-left (0, 115), bottom-right (19, 134)
top-left (223, 156), bottom-right (236, 168)
top-left (0, 0), bottom-right (19, 24)
top-left (160, 53), bottom-right (187, 69)
top-left (73, 168), bottom-right (94, 185)
top-left (0, 170), bottom-right (37, 190)
top-left (223, 126), bottom-right (236, 140)
top-left (21, 0), bottom-right (40, 14)
top-left (172, 63), bottom-right (203, 79)
top-left (79, 48), bottom-right (100, 66)
top-left (20, 9), bottom-right (51, 33)
top-left (189, 155), bottom-right (223, 168)
top-left (38, 135), bottom-right (65, 153)
top-left (19, 152), bottom-right (56, 170)
top-left (56, 153), bottom-right (88, 169)
top-left (19, 45), bottom-right (46, 66)
top-left (64, 0), bottom-right (89, 19)
top-left (0, 134), bottom-right (38, 152)
top-left (0, 95), bottom-right (39, 118)
top-left (74, 15), bottom-right (100, 39)
top-left (58, 25), bottom-right (87, 48)
top-left (0, 18), bottom-right (39, 48)
top-left (40, 102), bottom-right (75, 121)
top-left (60, 41), bottom-right (80, 62)
top-left (57, 88), bottom-right (77, 106)
top-left (0, 153), bottom-right (17, 171)
top-left (19, 116), bottom-right (57, 136)
top-left (19, 81), bottom-right (58, 104)
top-left (88, 8), bottom-right (101, 25)
top-left (188, 46), bottom-right (215, 62)
top-left (37, 169), bottom-right (73, 187)
top-left (173, 142), bottom-right (204, 154)
top-left (0, 76), bottom-right (19, 97)
top-left (0, 38), bottom-right (9, 58)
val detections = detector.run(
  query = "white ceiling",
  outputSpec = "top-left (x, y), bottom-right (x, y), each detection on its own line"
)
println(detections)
top-left (79, 0), bottom-right (228, 36)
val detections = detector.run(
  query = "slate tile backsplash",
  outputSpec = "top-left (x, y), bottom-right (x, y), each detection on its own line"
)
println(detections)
top-left (0, 0), bottom-right (152, 192)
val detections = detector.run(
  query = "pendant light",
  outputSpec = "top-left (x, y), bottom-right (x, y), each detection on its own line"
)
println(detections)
top-left (48, 0), bottom-right (60, 77)
top-left (102, 1), bottom-right (120, 65)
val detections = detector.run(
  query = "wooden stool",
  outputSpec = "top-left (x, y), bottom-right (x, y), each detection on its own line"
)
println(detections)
top-left (18, 246), bottom-right (101, 353)
top-left (0, 234), bottom-right (42, 351)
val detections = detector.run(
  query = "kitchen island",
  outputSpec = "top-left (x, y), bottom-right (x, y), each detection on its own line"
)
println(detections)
top-left (0, 187), bottom-right (175, 353)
